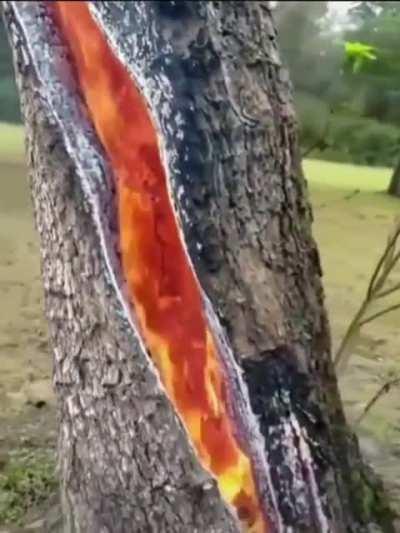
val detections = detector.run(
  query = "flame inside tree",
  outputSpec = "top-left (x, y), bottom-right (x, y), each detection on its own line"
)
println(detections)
top-left (54, 2), bottom-right (267, 531)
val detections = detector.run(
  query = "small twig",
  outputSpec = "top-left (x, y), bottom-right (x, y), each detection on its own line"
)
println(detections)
top-left (302, 138), bottom-right (327, 159)
top-left (375, 281), bottom-right (400, 299)
top-left (359, 302), bottom-right (400, 327)
top-left (343, 189), bottom-right (360, 201)
top-left (355, 377), bottom-right (400, 426)
top-left (301, 108), bottom-right (332, 159)
top-left (366, 229), bottom-right (400, 299)
top-left (334, 300), bottom-right (367, 372)
top-left (334, 219), bottom-right (400, 373)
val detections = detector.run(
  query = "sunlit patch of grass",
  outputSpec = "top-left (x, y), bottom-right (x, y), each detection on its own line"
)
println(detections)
top-left (0, 122), bottom-right (25, 165)
top-left (304, 158), bottom-right (391, 191)
top-left (305, 158), bottom-right (400, 455)
top-left (305, 158), bottom-right (400, 338)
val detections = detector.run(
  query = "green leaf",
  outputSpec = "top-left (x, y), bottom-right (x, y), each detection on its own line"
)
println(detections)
top-left (344, 41), bottom-right (377, 73)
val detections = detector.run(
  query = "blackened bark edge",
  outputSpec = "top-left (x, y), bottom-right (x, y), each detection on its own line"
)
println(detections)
top-left (3, 1), bottom-right (394, 532)
top-left (2, 2), bottom-right (239, 532)
top-left (91, 2), bottom-right (394, 531)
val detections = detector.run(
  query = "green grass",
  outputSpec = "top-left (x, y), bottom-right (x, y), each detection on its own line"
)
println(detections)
top-left (0, 122), bottom-right (25, 165)
top-left (305, 158), bottom-right (400, 458)
top-left (305, 158), bottom-right (399, 335)
top-left (304, 159), bottom-right (392, 191)
top-left (0, 448), bottom-right (57, 525)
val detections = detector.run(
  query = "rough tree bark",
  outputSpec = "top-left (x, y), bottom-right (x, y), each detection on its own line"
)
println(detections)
top-left (3, 1), bottom-right (394, 532)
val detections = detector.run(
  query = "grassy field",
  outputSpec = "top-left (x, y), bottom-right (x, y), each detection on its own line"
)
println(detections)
top-left (0, 123), bottom-right (399, 522)
top-left (305, 159), bottom-right (400, 446)
top-left (304, 158), bottom-right (400, 340)
top-left (304, 158), bottom-right (392, 191)
top-left (0, 122), bottom-right (25, 165)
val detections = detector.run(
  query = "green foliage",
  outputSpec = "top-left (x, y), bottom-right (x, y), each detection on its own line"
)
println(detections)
top-left (344, 41), bottom-right (377, 73)
top-left (0, 78), bottom-right (21, 124)
top-left (275, 2), bottom-right (344, 103)
top-left (295, 92), bottom-right (400, 167)
top-left (349, 467), bottom-right (396, 532)
top-left (0, 448), bottom-right (57, 525)
top-left (343, 3), bottom-right (400, 123)
top-left (328, 115), bottom-right (400, 167)
top-left (275, 1), bottom-right (400, 170)
top-left (0, 15), bottom-right (20, 124)
top-left (294, 92), bottom-right (330, 143)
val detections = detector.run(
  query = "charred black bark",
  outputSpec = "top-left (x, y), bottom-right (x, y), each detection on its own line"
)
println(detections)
top-left (2, 1), bottom-right (394, 532)
top-left (242, 347), bottom-right (333, 532)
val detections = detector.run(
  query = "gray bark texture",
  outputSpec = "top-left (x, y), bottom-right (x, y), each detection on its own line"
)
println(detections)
top-left (2, 1), bottom-right (395, 532)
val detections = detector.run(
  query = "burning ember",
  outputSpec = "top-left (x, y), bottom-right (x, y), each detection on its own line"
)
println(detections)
top-left (54, 2), bottom-right (267, 530)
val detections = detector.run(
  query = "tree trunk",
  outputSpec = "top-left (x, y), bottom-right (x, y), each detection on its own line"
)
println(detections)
top-left (387, 158), bottom-right (400, 197)
top-left (3, 1), bottom-right (394, 532)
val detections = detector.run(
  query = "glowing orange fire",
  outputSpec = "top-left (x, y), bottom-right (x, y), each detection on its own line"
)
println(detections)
top-left (54, 2), bottom-right (266, 530)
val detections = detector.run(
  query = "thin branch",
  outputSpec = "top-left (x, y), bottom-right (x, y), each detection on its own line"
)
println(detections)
top-left (366, 228), bottom-right (400, 299)
top-left (302, 138), bottom-right (327, 159)
top-left (301, 108), bottom-right (332, 159)
top-left (375, 281), bottom-right (400, 299)
top-left (359, 303), bottom-right (400, 327)
top-left (335, 219), bottom-right (400, 373)
top-left (334, 300), bottom-right (366, 370)
top-left (355, 377), bottom-right (400, 426)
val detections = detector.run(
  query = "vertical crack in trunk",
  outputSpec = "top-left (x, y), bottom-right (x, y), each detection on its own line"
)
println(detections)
top-left (8, 1), bottom-right (385, 531)
top-left (53, 2), bottom-right (270, 531)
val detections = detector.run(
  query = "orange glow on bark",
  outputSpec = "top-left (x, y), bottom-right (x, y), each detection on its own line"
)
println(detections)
top-left (54, 2), bottom-right (266, 530)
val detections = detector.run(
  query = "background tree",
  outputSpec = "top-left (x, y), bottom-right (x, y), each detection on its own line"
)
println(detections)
top-left (341, 1), bottom-right (400, 195)
top-left (0, 4), bottom-right (20, 123)
top-left (3, 1), bottom-right (400, 180)
top-left (274, 1), bottom-right (400, 174)
top-left (3, 1), bottom-right (395, 531)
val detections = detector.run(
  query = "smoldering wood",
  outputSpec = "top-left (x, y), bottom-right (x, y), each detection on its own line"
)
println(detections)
top-left (3, 1), bottom-right (394, 532)
top-left (2, 2), bottom-right (239, 532)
